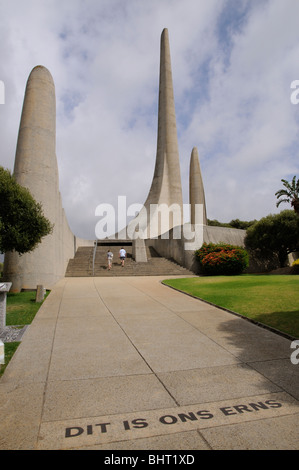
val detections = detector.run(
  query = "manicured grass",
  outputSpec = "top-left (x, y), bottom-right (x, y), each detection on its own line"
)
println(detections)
top-left (163, 275), bottom-right (299, 338)
top-left (6, 290), bottom-right (48, 326)
top-left (0, 290), bottom-right (49, 378)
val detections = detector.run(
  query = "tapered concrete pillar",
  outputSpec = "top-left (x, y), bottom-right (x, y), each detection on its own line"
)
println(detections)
top-left (13, 66), bottom-right (58, 195)
top-left (126, 28), bottom-right (183, 239)
top-left (3, 66), bottom-right (76, 291)
top-left (189, 147), bottom-right (207, 225)
top-left (146, 28), bottom-right (183, 208)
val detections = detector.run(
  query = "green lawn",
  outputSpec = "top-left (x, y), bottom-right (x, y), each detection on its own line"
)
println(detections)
top-left (163, 275), bottom-right (299, 338)
top-left (0, 290), bottom-right (49, 377)
top-left (6, 291), bottom-right (48, 326)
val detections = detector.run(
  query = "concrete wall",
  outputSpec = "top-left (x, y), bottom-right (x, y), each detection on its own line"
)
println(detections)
top-left (148, 224), bottom-right (247, 274)
top-left (202, 225), bottom-right (246, 246)
top-left (148, 224), bottom-right (297, 274)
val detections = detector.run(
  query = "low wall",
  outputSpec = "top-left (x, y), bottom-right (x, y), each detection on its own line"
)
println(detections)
top-left (147, 224), bottom-right (247, 274)
top-left (148, 224), bottom-right (297, 274)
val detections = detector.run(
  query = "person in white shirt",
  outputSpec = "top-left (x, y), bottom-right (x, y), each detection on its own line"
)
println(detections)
top-left (107, 250), bottom-right (113, 270)
top-left (119, 247), bottom-right (126, 267)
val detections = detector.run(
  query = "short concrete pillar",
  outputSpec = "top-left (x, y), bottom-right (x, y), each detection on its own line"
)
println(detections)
top-left (0, 340), bottom-right (4, 366)
top-left (0, 282), bottom-right (12, 331)
top-left (35, 285), bottom-right (45, 303)
top-left (132, 238), bottom-right (148, 262)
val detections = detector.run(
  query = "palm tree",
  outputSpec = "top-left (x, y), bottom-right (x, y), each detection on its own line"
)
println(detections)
top-left (275, 176), bottom-right (299, 215)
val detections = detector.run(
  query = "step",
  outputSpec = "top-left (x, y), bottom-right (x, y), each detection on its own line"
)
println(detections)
top-left (65, 244), bottom-right (194, 277)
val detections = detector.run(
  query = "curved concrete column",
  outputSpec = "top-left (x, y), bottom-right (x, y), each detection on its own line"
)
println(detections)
top-left (189, 147), bottom-right (207, 225)
top-left (126, 28), bottom-right (183, 239)
top-left (3, 66), bottom-right (77, 291)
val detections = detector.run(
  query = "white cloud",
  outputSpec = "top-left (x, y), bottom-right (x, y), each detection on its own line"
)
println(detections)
top-left (181, 0), bottom-right (299, 222)
top-left (0, 0), bottom-right (299, 240)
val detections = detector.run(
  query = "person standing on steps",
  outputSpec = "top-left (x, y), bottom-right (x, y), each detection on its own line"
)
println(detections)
top-left (107, 249), bottom-right (113, 270)
top-left (119, 247), bottom-right (126, 267)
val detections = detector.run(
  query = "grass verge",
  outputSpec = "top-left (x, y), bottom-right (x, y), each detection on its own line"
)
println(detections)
top-left (6, 291), bottom-right (48, 326)
top-left (0, 290), bottom-right (49, 378)
top-left (0, 342), bottom-right (20, 377)
top-left (162, 274), bottom-right (299, 339)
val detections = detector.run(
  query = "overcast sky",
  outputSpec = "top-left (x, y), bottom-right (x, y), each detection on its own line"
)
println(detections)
top-left (1, 0), bottom-right (299, 241)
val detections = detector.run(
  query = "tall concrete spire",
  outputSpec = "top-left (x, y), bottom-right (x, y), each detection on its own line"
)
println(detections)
top-left (3, 66), bottom-right (82, 291)
top-left (189, 147), bottom-right (207, 225)
top-left (147, 27), bottom-right (183, 207)
top-left (127, 28), bottom-right (183, 239)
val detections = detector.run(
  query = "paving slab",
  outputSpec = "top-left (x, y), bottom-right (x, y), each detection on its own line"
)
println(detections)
top-left (178, 309), bottom-right (292, 362)
top-left (89, 430), bottom-right (211, 451)
top-left (200, 413), bottom-right (299, 450)
top-left (0, 276), bottom-right (299, 450)
top-left (157, 364), bottom-right (281, 405)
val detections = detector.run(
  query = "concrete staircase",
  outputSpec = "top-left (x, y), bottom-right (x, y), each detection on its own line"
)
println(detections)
top-left (65, 243), bottom-right (194, 277)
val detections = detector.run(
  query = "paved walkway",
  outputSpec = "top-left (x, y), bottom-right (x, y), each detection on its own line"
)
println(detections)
top-left (0, 276), bottom-right (299, 450)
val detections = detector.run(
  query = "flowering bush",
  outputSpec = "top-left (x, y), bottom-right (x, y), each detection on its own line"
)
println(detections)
top-left (194, 243), bottom-right (249, 275)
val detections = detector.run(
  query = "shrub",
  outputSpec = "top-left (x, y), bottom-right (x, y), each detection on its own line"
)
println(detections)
top-left (194, 243), bottom-right (249, 275)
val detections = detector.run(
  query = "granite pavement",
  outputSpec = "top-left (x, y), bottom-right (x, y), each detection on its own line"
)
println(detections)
top-left (0, 276), bottom-right (298, 450)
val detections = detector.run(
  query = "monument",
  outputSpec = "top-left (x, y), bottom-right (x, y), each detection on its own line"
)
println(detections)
top-left (125, 28), bottom-right (183, 239)
top-left (189, 147), bottom-right (207, 226)
top-left (3, 66), bottom-right (92, 292)
top-left (140, 30), bottom-right (245, 268)
top-left (3, 28), bottom-right (246, 289)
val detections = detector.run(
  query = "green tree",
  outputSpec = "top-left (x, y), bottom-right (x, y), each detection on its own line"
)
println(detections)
top-left (245, 210), bottom-right (299, 268)
top-left (207, 219), bottom-right (230, 227)
top-left (275, 176), bottom-right (299, 215)
top-left (228, 219), bottom-right (256, 230)
top-left (207, 218), bottom-right (256, 229)
top-left (0, 167), bottom-right (53, 254)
